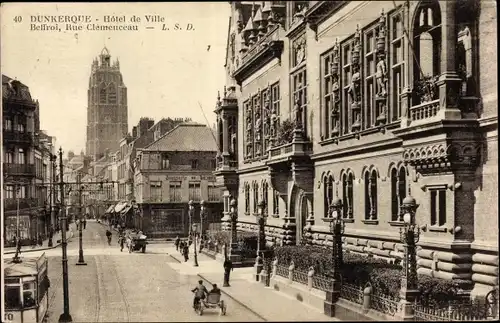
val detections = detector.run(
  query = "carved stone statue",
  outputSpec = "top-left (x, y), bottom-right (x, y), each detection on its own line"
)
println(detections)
top-left (348, 70), bottom-right (361, 103)
top-left (270, 105), bottom-right (278, 138)
top-left (376, 53), bottom-right (388, 97)
top-left (246, 118), bottom-right (252, 140)
top-left (293, 95), bottom-right (302, 129)
top-left (255, 112), bottom-right (262, 141)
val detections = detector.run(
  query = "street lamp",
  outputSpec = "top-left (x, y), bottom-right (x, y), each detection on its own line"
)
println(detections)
top-left (322, 197), bottom-right (345, 317)
top-left (228, 199), bottom-right (239, 262)
top-left (188, 200), bottom-right (194, 238)
top-left (254, 200), bottom-right (267, 282)
top-left (76, 184), bottom-right (87, 266)
top-left (200, 200), bottom-right (208, 253)
top-left (397, 193), bottom-right (420, 320)
top-left (192, 223), bottom-right (199, 267)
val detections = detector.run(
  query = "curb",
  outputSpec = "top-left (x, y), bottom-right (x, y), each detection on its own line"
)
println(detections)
top-left (168, 252), bottom-right (267, 322)
top-left (4, 230), bottom-right (75, 255)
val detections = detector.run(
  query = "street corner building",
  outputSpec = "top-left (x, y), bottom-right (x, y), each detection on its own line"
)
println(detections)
top-left (213, 1), bottom-right (498, 298)
top-left (133, 122), bottom-right (224, 238)
top-left (3, 75), bottom-right (58, 247)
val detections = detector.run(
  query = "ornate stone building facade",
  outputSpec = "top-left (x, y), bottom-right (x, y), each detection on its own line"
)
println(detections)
top-left (86, 47), bottom-right (128, 161)
top-left (215, 1), bottom-right (497, 297)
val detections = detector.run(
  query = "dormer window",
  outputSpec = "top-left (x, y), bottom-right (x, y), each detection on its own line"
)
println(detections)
top-left (161, 154), bottom-right (170, 169)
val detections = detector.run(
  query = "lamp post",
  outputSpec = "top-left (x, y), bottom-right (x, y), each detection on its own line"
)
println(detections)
top-left (192, 223), bottom-right (199, 267)
top-left (76, 184), bottom-right (87, 266)
top-left (322, 197), bottom-right (345, 317)
top-left (397, 194), bottom-right (420, 320)
top-left (200, 200), bottom-right (208, 253)
top-left (228, 199), bottom-right (240, 262)
top-left (188, 200), bottom-right (194, 238)
top-left (12, 186), bottom-right (22, 263)
top-left (58, 147), bottom-right (73, 323)
top-left (255, 200), bottom-right (267, 282)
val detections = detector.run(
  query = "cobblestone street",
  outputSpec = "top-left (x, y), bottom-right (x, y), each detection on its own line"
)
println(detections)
top-left (38, 222), bottom-right (262, 322)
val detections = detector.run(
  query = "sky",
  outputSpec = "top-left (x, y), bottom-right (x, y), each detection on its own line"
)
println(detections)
top-left (1, 2), bottom-right (230, 154)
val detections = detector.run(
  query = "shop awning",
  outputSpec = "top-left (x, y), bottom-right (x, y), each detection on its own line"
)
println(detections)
top-left (114, 202), bottom-right (128, 213)
top-left (105, 205), bottom-right (116, 214)
top-left (120, 204), bottom-right (133, 215)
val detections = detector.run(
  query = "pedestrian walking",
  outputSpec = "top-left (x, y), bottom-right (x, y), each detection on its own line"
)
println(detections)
top-left (174, 235), bottom-right (180, 251)
top-left (183, 243), bottom-right (189, 262)
top-left (37, 234), bottom-right (43, 246)
top-left (223, 257), bottom-right (233, 287)
top-left (119, 234), bottom-right (125, 252)
top-left (83, 217), bottom-right (87, 229)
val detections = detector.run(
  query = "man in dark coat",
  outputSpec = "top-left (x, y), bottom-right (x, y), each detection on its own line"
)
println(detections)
top-left (223, 258), bottom-right (233, 287)
top-left (174, 236), bottom-right (180, 251)
top-left (183, 243), bottom-right (189, 262)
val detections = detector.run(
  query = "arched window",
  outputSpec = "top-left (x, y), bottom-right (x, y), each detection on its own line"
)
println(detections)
top-left (323, 175), bottom-right (334, 217)
top-left (413, 1), bottom-right (442, 103)
top-left (99, 86), bottom-right (107, 104)
top-left (262, 181), bottom-right (268, 215)
top-left (364, 170), bottom-right (378, 220)
top-left (244, 183), bottom-right (250, 215)
top-left (107, 85), bottom-right (117, 104)
top-left (253, 182), bottom-right (259, 214)
top-left (342, 172), bottom-right (354, 219)
top-left (390, 166), bottom-right (407, 221)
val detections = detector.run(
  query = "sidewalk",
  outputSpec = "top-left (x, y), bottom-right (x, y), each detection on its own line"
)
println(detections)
top-left (4, 229), bottom-right (75, 255)
top-left (167, 245), bottom-right (334, 322)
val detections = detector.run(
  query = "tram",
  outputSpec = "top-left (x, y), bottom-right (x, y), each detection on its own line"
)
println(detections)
top-left (4, 253), bottom-right (50, 323)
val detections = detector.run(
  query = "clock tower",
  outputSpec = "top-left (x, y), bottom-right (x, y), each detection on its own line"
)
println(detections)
top-left (86, 47), bottom-right (128, 160)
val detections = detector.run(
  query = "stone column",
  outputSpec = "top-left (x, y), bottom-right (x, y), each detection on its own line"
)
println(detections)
top-left (216, 116), bottom-right (221, 153)
top-left (437, 0), bottom-right (462, 120)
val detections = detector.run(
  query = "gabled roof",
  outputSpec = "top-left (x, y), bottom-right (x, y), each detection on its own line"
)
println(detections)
top-left (143, 123), bottom-right (217, 152)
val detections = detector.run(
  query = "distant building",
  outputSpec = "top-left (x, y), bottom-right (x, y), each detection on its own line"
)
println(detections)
top-left (86, 47), bottom-right (128, 161)
top-left (134, 123), bottom-right (223, 238)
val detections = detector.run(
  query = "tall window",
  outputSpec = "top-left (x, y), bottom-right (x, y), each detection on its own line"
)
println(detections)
top-left (272, 188), bottom-right (279, 216)
top-left (413, 1), bottom-right (441, 104)
top-left (252, 182), bottom-right (259, 214)
top-left (188, 182), bottom-right (201, 201)
top-left (390, 9), bottom-right (405, 121)
top-left (390, 166), bottom-right (407, 221)
top-left (5, 150), bottom-right (14, 163)
top-left (169, 182), bottom-right (181, 202)
top-left (107, 86), bottom-right (117, 104)
top-left (4, 118), bottom-right (13, 131)
top-left (244, 183), bottom-right (250, 214)
top-left (430, 188), bottom-right (446, 227)
top-left (244, 100), bottom-right (253, 160)
top-left (262, 181), bottom-right (269, 214)
top-left (291, 68), bottom-right (307, 132)
top-left (208, 184), bottom-right (220, 202)
top-left (270, 82), bottom-right (280, 145)
top-left (99, 87), bottom-right (107, 104)
top-left (364, 170), bottom-right (378, 220)
top-left (252, 94), bottom-right (262, 157)
top-left (18, 148), bottom-right (25, 164)
top-left (5, 185), bottom-right (15, 199)
top-left (191, 159), bottom-right (198, 170)
top-left (161, 154), bottom-right (170, 169)
top-left (150, 181), bottom-right (162, 202)
top-left (324, 175), bottom-right (334, 216)
top-left (363, 26), bottom-right (378, 130)
top-left (342, 173), bottom-right (354, 219)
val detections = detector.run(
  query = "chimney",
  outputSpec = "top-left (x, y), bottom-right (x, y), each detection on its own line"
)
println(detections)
top-left (132, 126), bottom-right (138, 139)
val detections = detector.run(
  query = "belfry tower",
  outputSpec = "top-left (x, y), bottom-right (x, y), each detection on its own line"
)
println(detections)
top-left (86, 47), bottom-right (128, 160)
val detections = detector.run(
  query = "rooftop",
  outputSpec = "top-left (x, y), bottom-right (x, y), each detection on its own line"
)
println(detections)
top-left (144, 123), bottom-right (217, 152)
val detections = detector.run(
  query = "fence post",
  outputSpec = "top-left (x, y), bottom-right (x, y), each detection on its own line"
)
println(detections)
top-left (363, 283), bottom-right (372, 311)
top-left (288, 261), bottom-right (295, 283)
top-left (307, 266), bottom-right (315, 290)
top-left (272, 258), bottom-right (278, 277)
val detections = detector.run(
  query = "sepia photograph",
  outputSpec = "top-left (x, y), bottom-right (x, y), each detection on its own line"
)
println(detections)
top-left (1, 1), bottom-right (498, 322)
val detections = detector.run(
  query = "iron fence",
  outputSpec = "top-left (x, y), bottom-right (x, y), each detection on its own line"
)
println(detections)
top-left (340, 282), bottom-right (364, 305)
top-left (370, 288), bottom-right (399, 316)
top-left (292, 269), bottom-right (309, 285)
top-left (312, 275), bottom-right (331, 292)
top-left (275, 264), bottom-right (288, 278)
top-left (414, 296), bottom-right (498, 321)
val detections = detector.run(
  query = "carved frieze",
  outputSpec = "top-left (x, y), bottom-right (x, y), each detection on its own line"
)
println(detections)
top-left (330, 39), bottom-right (341, 137)
top-left (403, 142), bottom-right (481, 174)
top-left (375, 10), bottom-right (388, 126)
top-left (348, 25), bottom-right (362, 132)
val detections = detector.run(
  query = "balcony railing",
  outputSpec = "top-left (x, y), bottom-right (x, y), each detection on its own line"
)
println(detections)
top-left (3, 130), bottom-right (33, 143)
top-left (3, 198), bottom-right (40, 211)
top-left (4, 163), bottom-right (35, 176)
top-left (267, 140), bottom-right (313, 161)
top-left (409, 99), bottom-right (440, 121)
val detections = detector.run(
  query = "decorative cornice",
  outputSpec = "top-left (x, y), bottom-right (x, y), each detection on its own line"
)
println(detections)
top-left (305, 1), bottom-right (348, 40)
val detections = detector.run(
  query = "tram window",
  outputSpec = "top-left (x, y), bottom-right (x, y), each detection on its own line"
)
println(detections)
top-left (5, 286), bottom-right (21, 309)
top-left (23, 282), bottom-right (36, 308)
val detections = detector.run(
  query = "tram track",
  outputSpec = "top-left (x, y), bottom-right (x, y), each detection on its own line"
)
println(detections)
top-left (95, 255), bottom-right (131, 322)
